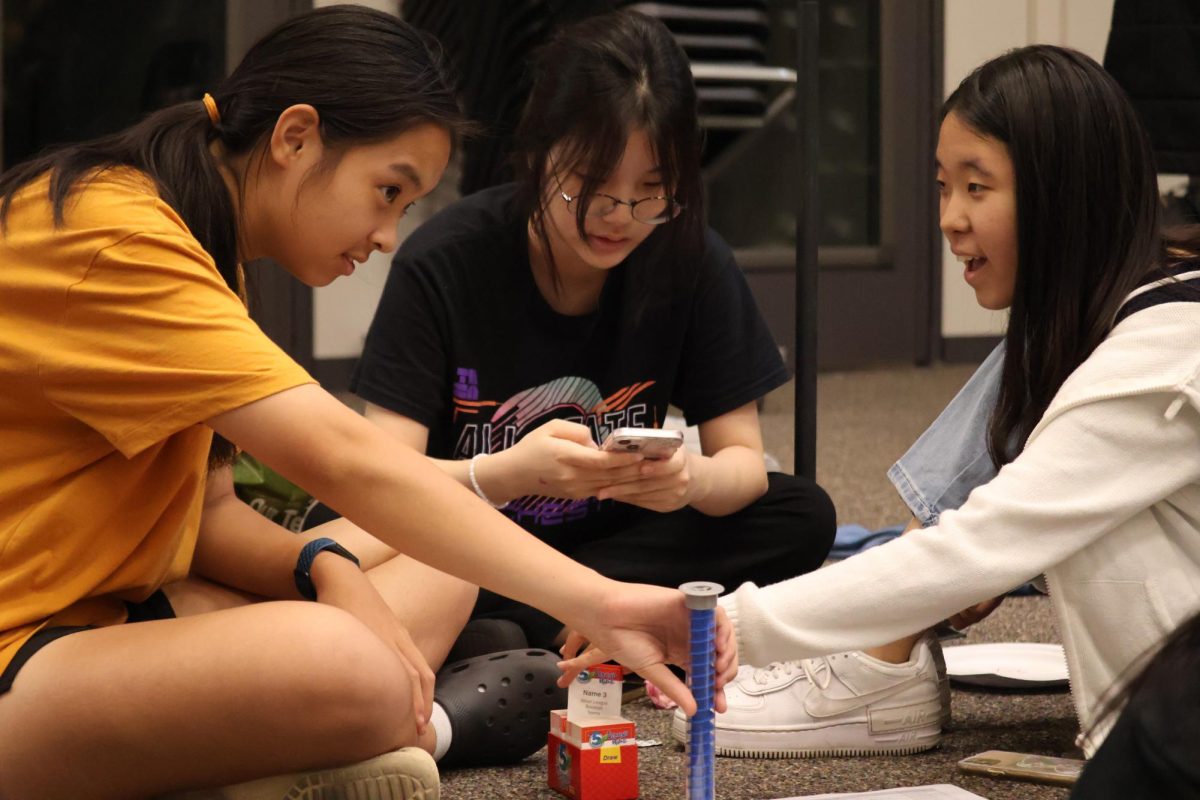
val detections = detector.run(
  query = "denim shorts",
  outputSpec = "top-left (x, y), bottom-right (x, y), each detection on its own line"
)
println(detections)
top-left (887, 344), bottom-right (1004, 526)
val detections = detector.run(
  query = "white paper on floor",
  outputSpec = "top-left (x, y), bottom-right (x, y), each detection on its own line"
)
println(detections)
top-left (772, 785), bottom-right (987, 800)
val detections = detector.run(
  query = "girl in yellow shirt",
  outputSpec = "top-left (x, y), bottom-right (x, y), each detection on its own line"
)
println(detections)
top-left (0, 7), bottom-right (734, 799)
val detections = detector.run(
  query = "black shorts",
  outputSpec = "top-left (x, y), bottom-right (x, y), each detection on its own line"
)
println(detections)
top-left (0, 589), bottom-right (176, 695)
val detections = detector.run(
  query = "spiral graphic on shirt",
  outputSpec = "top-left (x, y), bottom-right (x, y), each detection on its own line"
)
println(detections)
top-left (488, 376), bottom-right (606, 452)
top-left (450, 374), bottom-right (657, 526)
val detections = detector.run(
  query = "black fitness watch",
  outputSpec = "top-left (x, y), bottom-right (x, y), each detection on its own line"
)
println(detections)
top-left (293, 537), bottom-right (360, 601)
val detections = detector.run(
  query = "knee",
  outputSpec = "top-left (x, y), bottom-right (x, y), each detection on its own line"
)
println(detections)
top-left (762, 473), bottom-right (837, 565)
top-left (280, 605), bottom-right (418, 757)
top-left (809, 483), bottom-right (838, 551)
top-left (768, 473), bottom-right (837, 538)
top-left (448, 580), bottom-right (479, 632)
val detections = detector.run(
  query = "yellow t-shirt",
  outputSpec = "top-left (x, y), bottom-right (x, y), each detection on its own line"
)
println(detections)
top-left (0, 168), bottom-right (314, 673)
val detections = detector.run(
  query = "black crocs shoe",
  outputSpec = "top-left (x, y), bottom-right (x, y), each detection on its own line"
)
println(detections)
top-left (444, 618), bottom-right (528, 665)
top-left (435, 648), bottom-right (567, 770)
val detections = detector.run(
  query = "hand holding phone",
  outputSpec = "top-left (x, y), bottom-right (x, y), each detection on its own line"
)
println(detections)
top-left (493, 419), bottom-right (646, 501)
top-left (600, 427), bottom-right (685, 460)
top-left (596, 427), bottom-right (696, 513)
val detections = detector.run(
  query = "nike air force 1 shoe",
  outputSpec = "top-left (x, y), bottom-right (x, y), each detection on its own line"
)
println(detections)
top-left (671, 639), bottom-right (943, 758)
top-left (925, 631), bottom-right (952, 728)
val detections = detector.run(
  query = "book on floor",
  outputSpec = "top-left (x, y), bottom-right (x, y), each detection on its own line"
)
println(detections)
top-left (773, 785), bottom-right (987, 800)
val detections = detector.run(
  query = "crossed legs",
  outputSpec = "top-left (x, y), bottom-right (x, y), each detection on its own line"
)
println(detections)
top-left (0, 519), bottom-right (476, 800)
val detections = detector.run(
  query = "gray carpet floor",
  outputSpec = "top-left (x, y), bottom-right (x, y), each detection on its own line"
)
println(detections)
top-left (440, 363), bottom-right (1079, 799)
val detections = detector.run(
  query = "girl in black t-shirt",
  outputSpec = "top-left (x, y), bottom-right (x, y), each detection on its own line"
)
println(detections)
top-left (353, 10), bottom-right (836, 649)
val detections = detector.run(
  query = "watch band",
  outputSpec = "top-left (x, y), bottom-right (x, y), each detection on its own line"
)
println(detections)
top-left (294, 537), bottom-right (360, 601)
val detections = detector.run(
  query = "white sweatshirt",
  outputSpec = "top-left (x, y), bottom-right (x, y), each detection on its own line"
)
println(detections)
top-left (723, 302), bottom-right (1200, 756)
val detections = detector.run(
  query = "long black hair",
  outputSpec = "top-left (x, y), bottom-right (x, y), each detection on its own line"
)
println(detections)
top-left (944, 45), bottom-right (1200, 466)
top-left (512, 9), bottom-right (704, 304)
top-left (0, 4), bottom-right (466, 296)
top-left (0, 5), bottom-right (467, 467)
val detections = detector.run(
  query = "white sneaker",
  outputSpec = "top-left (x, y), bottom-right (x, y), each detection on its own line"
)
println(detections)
top-left (925, 631), bottom-right (952, 728)
top-left (671, 639), bottom-right (943, 758)
top-left (168, 746), bottom-right (440, 800)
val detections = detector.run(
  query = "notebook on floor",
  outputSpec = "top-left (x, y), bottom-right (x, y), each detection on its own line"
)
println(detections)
top-left (773, 785), bottom-right (986, 800)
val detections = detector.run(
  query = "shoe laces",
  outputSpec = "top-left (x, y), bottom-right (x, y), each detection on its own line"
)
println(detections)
top-left (750, 660), bottom-right (803, 686)
top-left (801, 656), bottom-right (833, 690)
top-left (750, 656), bottom-right (833, 690)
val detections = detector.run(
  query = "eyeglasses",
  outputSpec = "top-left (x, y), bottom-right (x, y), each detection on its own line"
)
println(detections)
top-left (554, 174), bottom-right (682, 225)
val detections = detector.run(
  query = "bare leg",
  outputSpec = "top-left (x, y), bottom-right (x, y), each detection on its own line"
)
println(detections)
top-left (364, 554), bottom-right (476, 669)
top-left (866, 633), bottom-right (924, 663)
top-left (864, 517), bottom-right (925, 664)
top-left (170, 516), bottom-right (479, 670)
top-left (0, 602), bottom-right (430, 800)
top-left (305, 517), bottom-right (479, 670)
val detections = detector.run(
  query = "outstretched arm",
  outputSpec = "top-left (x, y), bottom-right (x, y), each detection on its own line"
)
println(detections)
top-left (725, 392), bottom-right (1200, 667)
top-left (209, 384), bottom-right (736, 713)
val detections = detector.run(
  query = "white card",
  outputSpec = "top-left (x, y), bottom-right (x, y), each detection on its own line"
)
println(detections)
top-left (566, 664), bottom-right (623, 721)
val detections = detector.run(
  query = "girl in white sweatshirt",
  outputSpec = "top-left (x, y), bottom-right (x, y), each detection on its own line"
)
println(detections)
top-left (563, 44), bottom-right (1200, 762)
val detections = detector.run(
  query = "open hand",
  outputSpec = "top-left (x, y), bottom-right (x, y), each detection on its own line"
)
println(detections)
top-left (553, 582), bottom-right (738, 716)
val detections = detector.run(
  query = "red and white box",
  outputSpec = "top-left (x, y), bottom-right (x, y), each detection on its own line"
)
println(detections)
top-left (547, 665), bottom-right (638, 800)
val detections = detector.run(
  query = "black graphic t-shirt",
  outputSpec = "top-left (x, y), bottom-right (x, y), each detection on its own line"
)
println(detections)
top-left (352, 183), bottom-right (788, 533)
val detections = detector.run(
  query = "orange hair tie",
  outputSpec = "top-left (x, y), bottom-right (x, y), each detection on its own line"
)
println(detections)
top-left (202, 93), bottom-right (221, 126)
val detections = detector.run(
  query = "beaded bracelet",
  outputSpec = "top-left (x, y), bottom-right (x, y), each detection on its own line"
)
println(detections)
top-left (469, 452), bottom-right (509, 509)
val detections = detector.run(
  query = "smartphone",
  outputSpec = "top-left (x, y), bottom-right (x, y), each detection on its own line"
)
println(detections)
top-left (600, 427), bottom-right (685, 460)
top-left (958, 750), bottom-right (1085, 787)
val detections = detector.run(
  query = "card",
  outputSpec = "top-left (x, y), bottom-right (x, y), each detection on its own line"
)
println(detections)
top-left (566, 664), bottom-right (624, 721)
